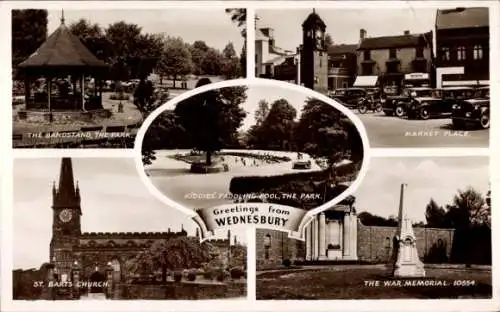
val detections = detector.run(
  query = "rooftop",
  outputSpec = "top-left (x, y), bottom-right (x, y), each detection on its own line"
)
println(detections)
top-left (328, 44), bottom-right (358, 55)
top-left (18, 18), bottom-right (107, 70)
top-left (358, 32), bottom-right (432, 50)
top-left (436, 7), bottom-right (489, 30)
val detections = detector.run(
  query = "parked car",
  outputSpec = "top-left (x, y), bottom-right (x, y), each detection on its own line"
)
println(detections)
top-left (329, 87), bottom-right (370, 109)
top-left (292, 159), bottom-right (312, 170)
top-left (473, 86), bottom-right (489, 99)
top-left (382, 87), bottom-right (433, 117)
top-left (407, 87), bottom-right (475, 120)
top-left (451, 98), bottom-right (490, 129)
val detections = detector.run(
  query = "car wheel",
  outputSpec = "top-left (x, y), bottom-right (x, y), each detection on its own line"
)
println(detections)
top-left (375, 103), bottom-right (383, 113)
top-left (419, 107), bottom-right (430, 120)
top-left (395, 106), bottom-right (405, 118)
top-left (452, 119), bottom-right (465, 129)
top-left (358, 105), bottom-right (367, 114)
top-left (479, 113), bottom-right (490, 129)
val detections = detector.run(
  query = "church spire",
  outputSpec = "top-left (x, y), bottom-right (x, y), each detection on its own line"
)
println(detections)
top-left (53, 158), bottom-right (79, 208)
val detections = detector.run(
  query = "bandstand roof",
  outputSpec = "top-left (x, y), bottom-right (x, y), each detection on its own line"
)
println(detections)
top-left (18, 17), bottom-right (108, 71)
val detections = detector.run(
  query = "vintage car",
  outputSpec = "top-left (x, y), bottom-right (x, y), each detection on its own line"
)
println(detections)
top-left (407, 87), bottom-right (475, 120)
top-left (451, 98), bottom-right (490, 129)
top-left (474, 86), bottom-right (490, 99)
top-left (292, 159), bottom-right (312, 170)
top-left (382, 87), bottom-right (433, 117)
top-left (329, 87), bottom-right (370, 109)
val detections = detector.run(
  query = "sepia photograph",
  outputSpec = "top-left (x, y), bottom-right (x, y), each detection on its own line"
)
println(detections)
top-left (255, 7), bottom-right (490, 147)
top-left (140, 82), bottom-right (366, 218)
top-left (12, 157), bottom-right (247, 300)
top-left (11, 8), bottom-right (246, 148)
top-left (256, 156), bottom-right (491, 299)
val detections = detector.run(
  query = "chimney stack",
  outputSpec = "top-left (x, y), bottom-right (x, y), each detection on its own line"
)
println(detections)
top-left (404, 30), bottom-right (410, 35)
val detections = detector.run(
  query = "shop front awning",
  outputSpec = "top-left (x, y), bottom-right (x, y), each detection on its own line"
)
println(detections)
top-left (353, 75), bottom-right (378, 87)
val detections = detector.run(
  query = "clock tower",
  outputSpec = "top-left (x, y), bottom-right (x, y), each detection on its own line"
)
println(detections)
top-left (50, 157), bottom-right (82, 280)
top-left (300, 9), bottom-right (328, 93)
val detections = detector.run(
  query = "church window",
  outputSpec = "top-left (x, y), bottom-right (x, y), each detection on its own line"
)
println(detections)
top-left (473, 45), bottom-right (483, 60)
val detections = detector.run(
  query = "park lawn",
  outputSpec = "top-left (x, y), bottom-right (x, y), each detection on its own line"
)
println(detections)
top-left (256, 266), bottom-right (492, 300)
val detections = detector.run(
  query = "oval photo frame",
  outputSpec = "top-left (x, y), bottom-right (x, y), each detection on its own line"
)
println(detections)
top-left (133, 78), bottom-right (372, 237)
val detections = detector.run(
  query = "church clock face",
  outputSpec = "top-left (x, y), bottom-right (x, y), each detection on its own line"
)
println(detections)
top-left (315, 29), bottom-right (323, 39)
top-left (59, 209), bottom-right (73, 223)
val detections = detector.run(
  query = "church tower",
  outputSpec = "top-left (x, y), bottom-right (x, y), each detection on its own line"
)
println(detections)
top-left (50, 158), bottom-right (82, 281)
top-left (300, 9), bottom-right (329, 93)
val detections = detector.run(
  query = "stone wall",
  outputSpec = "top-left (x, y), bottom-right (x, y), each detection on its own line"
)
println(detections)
top-left (256, 222), bottom-right (454, 268)
top-left (357, 220), bottom-right (455, 263)
top-left (120, 281), bottom-right (246, 299)
top-left (256, 229), bottom-right (305, 269)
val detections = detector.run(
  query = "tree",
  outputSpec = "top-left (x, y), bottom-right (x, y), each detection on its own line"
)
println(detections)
top-left (240, 43), bottom-right (247, 77)
top-left (69, 19), bottom-right (110, 61)
top-left (259, 99), bottom-right (297, 150)
top-left (189, 40), bottom-right (210, 75)
top-left (445, 187), bottom-right (490, 267)
top-left (222, 42), bottom-right (237, 59)
top-left (200, 48), bottom-right (223, 76)
top-left (358, 212), bottom-right (398, 227)
top-left (225, 8), bottom-right (247, 37)
top-left (325, 33), bottom-right (334, 51)
top-left (125, 237), bottom-right (213, 283)
top-left (254, 100), bottom-right (270, 126)
top-left (12, 9), bottom-right (48, 67)
top-left (220, 42), bottom-right (241, 79)
top-left (425, 198), bottom-right (449, 228)
top-left (174, 86), bottom-right (247, 166)
top-left (221, 57), bottom-right (241, 79)
top-left (157, 36), bottom-right (193, 88)
top-left (105, 21), bottom-right (144, 81)
top-left (294, 98), bottom-right (352, 165)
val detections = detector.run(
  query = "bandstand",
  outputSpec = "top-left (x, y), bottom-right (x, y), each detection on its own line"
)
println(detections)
top-left (17, 13), bottom-right (109, 122)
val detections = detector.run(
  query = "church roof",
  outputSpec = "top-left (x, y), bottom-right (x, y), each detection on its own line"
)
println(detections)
top-left (18, 19), bottom-right (108, 69)
top-left (302, 10), bottom-right (326, 29)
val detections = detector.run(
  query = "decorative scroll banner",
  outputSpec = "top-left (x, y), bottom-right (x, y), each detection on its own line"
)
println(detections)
top-left (192, 203), bottom-right (309, 240)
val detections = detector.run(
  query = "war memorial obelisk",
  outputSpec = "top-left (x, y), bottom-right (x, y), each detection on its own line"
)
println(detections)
top-left (392, 183), bottom-right (426, 277)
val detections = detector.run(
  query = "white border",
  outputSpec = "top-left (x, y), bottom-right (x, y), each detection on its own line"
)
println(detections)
top-left (1, 1), bottom-right (499, 311)
top-left (133, 78), bottom-right (372, 221)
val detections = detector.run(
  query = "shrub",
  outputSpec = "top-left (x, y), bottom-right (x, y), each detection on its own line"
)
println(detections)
top-left (187, 272), bottom-right (196, 281)
top-left (173, 271), bottom-right (182, 282)
top-left (282, 259), bottom-right (291, 267)
top-left (214, 269), bottom-right (230, 282)
top-left (229, 267), bottom-right (245, 279)
top-left (203, 270), bottom-right (213, 280)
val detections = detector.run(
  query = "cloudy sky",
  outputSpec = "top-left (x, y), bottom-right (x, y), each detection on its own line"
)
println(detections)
top-left (354, 157), bottom-right (490, 222)
top-left (48, 9), bottom-right (244, 52)
top-left (13, 158), bottom-right (246, 270)
top-left (256, 7), bottom-right (437, 52)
